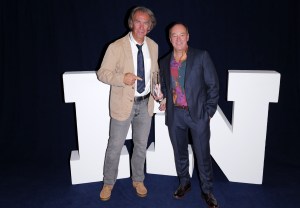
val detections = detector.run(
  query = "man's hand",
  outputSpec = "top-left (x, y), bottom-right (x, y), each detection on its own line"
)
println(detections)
top-left (152, 84), bottom-right (164, 101)
top-left (123, 73), bottom-right (142, 85)
top-left (158, 98), bottom-right (166, 111)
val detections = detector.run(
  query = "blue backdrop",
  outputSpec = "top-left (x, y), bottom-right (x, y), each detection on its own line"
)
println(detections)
top-left (1, 1), bottom-right (300, 207)
top-left (0, 0), bottom-right (299, 177)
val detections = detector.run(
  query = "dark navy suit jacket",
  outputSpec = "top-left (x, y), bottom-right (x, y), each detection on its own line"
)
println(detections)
top-left (159, 47), bottom-right (219, 126)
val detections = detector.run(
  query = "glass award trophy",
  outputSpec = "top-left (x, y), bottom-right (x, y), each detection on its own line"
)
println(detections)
top-left (151, 71), bottom-right (162, 97)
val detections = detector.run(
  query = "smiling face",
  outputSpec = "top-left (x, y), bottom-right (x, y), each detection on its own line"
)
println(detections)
top-left (131, 11), bottom-right (151, 44)
top-left (169, 24), bottom-right (189, 53)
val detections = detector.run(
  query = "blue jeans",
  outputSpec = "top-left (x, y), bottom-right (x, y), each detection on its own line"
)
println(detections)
top-left (103, 98), bottom-right (152, 185)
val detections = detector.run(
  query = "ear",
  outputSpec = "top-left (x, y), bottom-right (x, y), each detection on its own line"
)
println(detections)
top-left (187, 33), bottom-right (190, 42)
top-left (128, 21), bottom-right (133, 30)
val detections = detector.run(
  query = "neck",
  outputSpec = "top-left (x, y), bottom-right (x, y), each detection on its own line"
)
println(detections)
top-left (136, 39), bottom-right (144, 45)
top-left (174, 50), bottom-right (184, 57)
top-left (174, 45), bottom-right (188, 55)
top-left (131, 33), bottom-right (145, 45)
top-left (173, 48), bottom-right (188, 62)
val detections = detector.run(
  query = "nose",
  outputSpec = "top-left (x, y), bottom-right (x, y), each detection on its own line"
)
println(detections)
top-left (139, 22), bottom-right (146, 30)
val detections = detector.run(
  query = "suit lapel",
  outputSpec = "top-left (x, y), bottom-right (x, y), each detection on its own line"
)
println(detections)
top-left (123, 34), bottom-right (134, 73)
top-left (146, 37), bottom-right (155, 73)
top-left (164, 53), bottom-right (172, 90)
top-left (185, 47), bottom-right (194, 82)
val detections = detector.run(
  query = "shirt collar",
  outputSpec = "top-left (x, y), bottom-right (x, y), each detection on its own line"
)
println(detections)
top-left (129, 32), bottom-right (146, 46)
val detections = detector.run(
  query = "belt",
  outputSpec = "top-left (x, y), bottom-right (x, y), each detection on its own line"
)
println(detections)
top-left (134, 93), bottom-right (150, 102)
top-left (174, 105), bottom-right (188, 110)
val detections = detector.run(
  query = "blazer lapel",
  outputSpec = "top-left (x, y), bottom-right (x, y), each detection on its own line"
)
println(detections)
top-left (146, 37), bottom-right (155, 73)
top-left (164, 53), bottom-right (172, 90)
top-left (123, 34), bottom-right (134, 73)
top-left (185, 47), bottom-right (194, 82)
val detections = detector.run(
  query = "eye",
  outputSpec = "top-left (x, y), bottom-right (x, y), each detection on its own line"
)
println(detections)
top-left (134, 20), bottom-right (140, 25)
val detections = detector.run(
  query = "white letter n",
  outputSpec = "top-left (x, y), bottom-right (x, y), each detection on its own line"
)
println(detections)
top-left (210, 70), bottom-right (281, 184)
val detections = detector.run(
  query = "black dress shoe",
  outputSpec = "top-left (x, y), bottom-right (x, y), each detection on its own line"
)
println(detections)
top-left (202, 193), bottom-right (219, 208)
top-left (173, 182), bottom-right (191, 199)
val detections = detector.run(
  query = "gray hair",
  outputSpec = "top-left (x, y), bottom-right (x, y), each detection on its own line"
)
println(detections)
top-left (128, 6), bottom-right (156, 32)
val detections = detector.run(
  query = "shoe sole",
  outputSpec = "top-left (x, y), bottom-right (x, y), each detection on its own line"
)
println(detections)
top-left (133, 183), bottom-right (147, 198)
top-left (137, 192), bottom-right (147, 197)
top-left (100, 196), bottom-right (111, 201)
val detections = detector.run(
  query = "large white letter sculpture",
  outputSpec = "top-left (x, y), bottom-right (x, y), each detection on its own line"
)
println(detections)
top-left (210, 70), bottom-right (280, 184)
top-left (63, 72), bottom-right (130, 184)
top-left (63, 70), bottom-right (280, 185)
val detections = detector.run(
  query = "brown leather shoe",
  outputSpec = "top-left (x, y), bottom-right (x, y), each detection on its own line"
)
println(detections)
top-left (100, 184), bottom-right (113, 201)
top-left (132, 181), bottom-right (147, 197)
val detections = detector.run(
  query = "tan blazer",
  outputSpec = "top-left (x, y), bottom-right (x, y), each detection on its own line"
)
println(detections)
top-left (97, 33), bottom-right (159, 121)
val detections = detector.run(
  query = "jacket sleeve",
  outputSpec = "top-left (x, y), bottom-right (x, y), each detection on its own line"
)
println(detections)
top-left (203, 51), bottom-right (219, 117)
top-left (97, 44), bottom-right (125, 87)
top-left (159, 59), bottom-right (167, 100)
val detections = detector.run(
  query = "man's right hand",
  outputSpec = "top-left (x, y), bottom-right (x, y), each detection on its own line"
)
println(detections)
top-left (123, 73), bottom-right (142, 86)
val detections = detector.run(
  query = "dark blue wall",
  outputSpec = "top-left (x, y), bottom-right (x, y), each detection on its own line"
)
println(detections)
top-left (0, 0), bottom-right (299, 167)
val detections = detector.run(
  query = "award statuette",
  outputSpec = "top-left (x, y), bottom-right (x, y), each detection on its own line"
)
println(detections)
top-left (151, 71), bottom-right (162, 97)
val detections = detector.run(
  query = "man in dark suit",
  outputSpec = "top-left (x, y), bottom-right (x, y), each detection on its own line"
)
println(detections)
top-left (159, 22), bottom-right (219, 208)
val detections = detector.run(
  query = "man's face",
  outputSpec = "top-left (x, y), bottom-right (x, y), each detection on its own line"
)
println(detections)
top-left (131, 11), bottom-right (151, 44)
top-left (169, 24), bottom-right (189, 52)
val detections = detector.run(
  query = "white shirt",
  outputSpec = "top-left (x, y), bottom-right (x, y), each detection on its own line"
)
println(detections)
top-left (129, 32), bottom-right (151, 96)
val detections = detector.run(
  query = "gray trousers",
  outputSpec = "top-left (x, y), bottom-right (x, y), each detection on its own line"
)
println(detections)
top-left (103, 98), bottom-right (152, 185)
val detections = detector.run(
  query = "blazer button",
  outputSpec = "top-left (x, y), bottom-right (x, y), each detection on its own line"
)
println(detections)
top-left (130, 100), bottom-right (133, 102)
top-left (132, 86), bottom-right (134, 89)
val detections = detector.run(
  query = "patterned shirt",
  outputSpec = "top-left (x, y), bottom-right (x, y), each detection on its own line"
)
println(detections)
top-left (170, 55), bottom-right (188, 107)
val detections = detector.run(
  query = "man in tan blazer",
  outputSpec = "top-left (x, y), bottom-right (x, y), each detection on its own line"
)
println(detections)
top-left (97, 6), bottom-right (160, 201)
